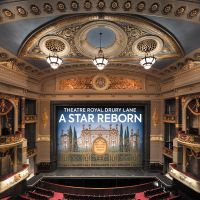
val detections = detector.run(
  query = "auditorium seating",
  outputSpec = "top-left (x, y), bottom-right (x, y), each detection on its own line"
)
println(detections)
top-left (64, 192), bottom-right (135, 200)
top-left (144, 187), bottom-right (164, 196)
top-left (7, 178), bottom-right (182, 200)
top-left (148, 191), bottom-right (170, 200)
top-left (33, 186), bottom-right (54, 197)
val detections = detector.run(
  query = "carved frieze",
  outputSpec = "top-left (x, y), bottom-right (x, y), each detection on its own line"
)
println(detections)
top-left (58, 74), bottom-right (144, 91)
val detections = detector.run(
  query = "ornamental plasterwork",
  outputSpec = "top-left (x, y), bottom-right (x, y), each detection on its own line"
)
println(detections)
top-left (18, 14), bottom-right (183, 63)
top-left (58, 74), bottom-right (144, 91)
top-left (0, 0), bottom-right (200, 24)
top-left (0, 48), bottom-right (42, 79)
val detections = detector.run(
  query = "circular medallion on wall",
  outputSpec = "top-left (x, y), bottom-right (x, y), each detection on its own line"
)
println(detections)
top-left (92, 74), bottom-right (110, 91)
top-left (39, 35), bottom-right (70, 56)
top-left (132, 35), bottom-right (163, 56)
top-left (75, 21), bottom-right (128, 58)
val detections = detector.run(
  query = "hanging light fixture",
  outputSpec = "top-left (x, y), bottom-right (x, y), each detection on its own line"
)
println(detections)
top-left (92, 32), bottom-right (108, 70)
top-left (47, 49), bottom-right (63, 70)
top-left (140, 53), bottom-right (156, 70)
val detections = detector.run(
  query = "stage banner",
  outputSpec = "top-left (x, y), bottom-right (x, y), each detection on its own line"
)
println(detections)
top-left (57, 106), bottom-right (144, 167)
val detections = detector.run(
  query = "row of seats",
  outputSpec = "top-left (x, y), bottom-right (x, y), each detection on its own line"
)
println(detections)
top-left (33, 186), bottom-right (54, 197)
top-left (149, 191), bottom-right (170, 200)
top-left (28, 191), bottom-right (50, 200)
top-left (64, 193), bottom-right (135, 200)
top-left (144, 187), bottom-right (164, 196)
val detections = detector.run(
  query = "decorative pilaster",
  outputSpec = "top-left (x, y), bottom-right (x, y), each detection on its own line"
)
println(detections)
top-left (175, 96), bottom-right (181, 132)
top-left (182, 146), bottom-right (187, 172)
top-left (21, 97), bottom-right (25, 135)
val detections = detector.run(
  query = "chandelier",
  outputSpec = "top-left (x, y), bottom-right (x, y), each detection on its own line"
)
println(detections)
top-left (92, 32), bottom-right (108, 70)
top-left (140, 53), bottom-right (156, 70)
top-left (46, 49), bottom-right (63, 70)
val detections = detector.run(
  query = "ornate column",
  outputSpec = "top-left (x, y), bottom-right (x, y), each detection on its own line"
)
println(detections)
top-left (13, 146), bottom-right (18, 172)
top-left (175, 97), bottom-right (182, 133)
top-left (21, 97), bottom-right (25, 135)
top-left (182, 145), bottom-right (186, 172)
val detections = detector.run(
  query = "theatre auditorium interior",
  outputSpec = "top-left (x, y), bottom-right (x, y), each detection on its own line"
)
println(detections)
top-left (1, 0), bottom-right (200, 200)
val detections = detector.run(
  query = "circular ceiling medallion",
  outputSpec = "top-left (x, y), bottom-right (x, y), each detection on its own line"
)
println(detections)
top-left (92, 74), bottom-right (110, 91)
top-left (87, 27), bottom-right (116, 48)
top-left (132, 35), bottom-right (163, 56)
top-left (39, 35), bottom-right (70, 56)
top-left (75, 21), bottom-right (127, 58)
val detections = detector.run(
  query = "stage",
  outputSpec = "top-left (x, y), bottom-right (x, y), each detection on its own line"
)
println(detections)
top-left (27, 168), bottom-right (173, 189)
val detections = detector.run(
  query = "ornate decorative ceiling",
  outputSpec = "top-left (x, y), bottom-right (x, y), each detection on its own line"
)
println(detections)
top-left (0, 0), bottom-right (199, 80)
top-left (0, 0), bottom-right (200, 24)
top-left (18, 14), bottom-right (183, 67)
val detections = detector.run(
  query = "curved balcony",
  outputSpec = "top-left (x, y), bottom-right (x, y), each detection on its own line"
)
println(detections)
top-left (0, 164), bottom-right (29, 193)
top-left (169, 163), bottom-right (200, 193)
top-left (0, 133), bottom-right (25, 148)
top-left (177, 133), bottom-right (200, 152)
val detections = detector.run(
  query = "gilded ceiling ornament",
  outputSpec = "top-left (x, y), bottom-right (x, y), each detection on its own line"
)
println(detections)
top-left (110, 0), bottom-right (119, 11)
top-left (0, 52), bottom-right (8, 60)
top-left (150, 3), bottom-right (159, 13)
top-left (97, 0), bottom-right (106, 10)
top-left (136, 1), bottom-right (146, 12)
top-left (43, 3), bottom-right (53, 14)
top-left (92, 75), bottom-right (110, 91)
top-left (175, 6), bottom-right (186, 17)
top-left (193, 52), bottom-right (200, 61)
top-left (39, 35), bottom-right (70, 57)
top-left (84, 0), bottom-right (92, 10)
top-left (123, 1), bottom-right (132, 11)
top-left (30, 5), bottom-right (41, 15)
top-left (187, 8), bottom-right (199, 19)
top-left (57, 1), bottom-right (66, 12)
top-left (16, 6), bottom-right (27, 17)
top-left (71, 1), bottom-right (79, 11)
top-left (2, 9), bottom-right (15, 18)
top-left (162, 4), bottom-right (173, 15)
top-left (132, 35), bottom-right (163, 57)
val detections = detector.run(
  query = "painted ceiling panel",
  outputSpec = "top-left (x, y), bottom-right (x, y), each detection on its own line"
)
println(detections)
top-left (0, 16), bottom-right (56, 54)
top-left (146, 15), bottom-right (200, 54)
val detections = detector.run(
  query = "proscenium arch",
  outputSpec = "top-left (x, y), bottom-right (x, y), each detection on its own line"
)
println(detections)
top-left (0, 0), bottom-right (200, 25)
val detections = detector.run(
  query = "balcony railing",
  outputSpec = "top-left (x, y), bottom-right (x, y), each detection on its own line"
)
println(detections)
top-left (25, 115), bottom-right (37, 123)
top-left (163, 146), bottom-right (173, 158)
top-left (169, 163), bottom-right (200, 193)
top-left (177, 133), bottom-right (200, 152)
top-left (0, 164), bottom-right (29, 193)
top-left (27, 148), bottom-right (37, 157)
top-left (163, 114), bottom-right (176, 123)
top-left (0, 133), bottom-right (24, 148)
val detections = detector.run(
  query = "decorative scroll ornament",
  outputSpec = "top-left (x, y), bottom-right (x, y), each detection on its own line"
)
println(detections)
top-left (152, 107), bottom-right (159, 127)
top-left (42, 111), bottom-right (48, 128)
top-left (187, 98), bottom-right (200, 115)
top-left (0, 99), bottom-right (13, 115)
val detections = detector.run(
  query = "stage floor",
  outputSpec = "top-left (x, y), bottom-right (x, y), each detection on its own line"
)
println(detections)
top-left (27, 168), bottom-right (173, 188)
top-left (42, 168), bottom-right (157, 177)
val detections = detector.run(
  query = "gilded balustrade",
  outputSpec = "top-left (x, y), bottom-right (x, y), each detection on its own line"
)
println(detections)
top-left (0, 133), bottom-right (24, 148)
top-left (177, 133), bottom-right (200, 153)
top-left (163, 114), bottom-right (176, 123)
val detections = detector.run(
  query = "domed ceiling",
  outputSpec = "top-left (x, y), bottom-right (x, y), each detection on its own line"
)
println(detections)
top-left (18, 14), bottom-right (183, 68)
top-left (0, 0), bottom-right (200, 79)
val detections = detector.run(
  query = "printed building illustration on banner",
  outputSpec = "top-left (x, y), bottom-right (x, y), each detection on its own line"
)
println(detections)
top-left (57, 106), bottom-right (143, 167)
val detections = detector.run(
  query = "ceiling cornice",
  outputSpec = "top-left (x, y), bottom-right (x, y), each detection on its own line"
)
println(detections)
top-left (0, 0), bottom-right (200, 24)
